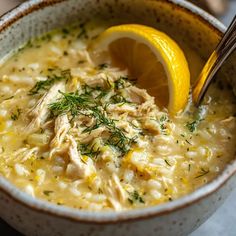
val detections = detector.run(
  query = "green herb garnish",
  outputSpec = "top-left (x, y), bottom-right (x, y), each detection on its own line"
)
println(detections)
top-left (98, 63), bottom-right (108, 70)
top-left (152, 115), bottom-right (169, 134)
top-left (49, 83), bottom-right (136, 155)
top-left (3, 96), bottom-right (14, 101)
top-left (165, 159), bottom-right (172, 166)
top-left (195, 168), bottom-right (209, 178)
top-left (43, 190), bottom-right (54, 196)
top-left (114, 77), bottom-right (130, 90)
top-left (110, 94), bottom-right (131, 104)
top-left (79, 143), bottom-right (101, 159)
top-left (11, 108), bottom-right (21, 121)
top-left (186, 120), bottom-right (198, 132)
top-left (186, 105), bottom-right (207, 132)
top-left (62, 28), bottom-right (70, 35)
top-left (77, 23), bottom-right (88, 39)
top-left (29, 69), bottom-right (71, 95)
top-left (128, 190), bottom-right (145, 204)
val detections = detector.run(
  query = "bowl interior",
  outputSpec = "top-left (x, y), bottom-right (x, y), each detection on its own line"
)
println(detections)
top-left (0, 0), bottom-right (235, 222)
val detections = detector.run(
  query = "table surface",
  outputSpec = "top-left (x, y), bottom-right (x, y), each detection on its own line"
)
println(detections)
top-left (0, 1), bottom-right (235, 236)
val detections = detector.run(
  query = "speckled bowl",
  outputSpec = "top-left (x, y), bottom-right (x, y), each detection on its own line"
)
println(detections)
top-left (0, 1), bottom-right (236, 236)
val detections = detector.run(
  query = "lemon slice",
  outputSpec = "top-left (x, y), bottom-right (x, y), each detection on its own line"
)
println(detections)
top-left (89, 24), bottom-right (190, 114)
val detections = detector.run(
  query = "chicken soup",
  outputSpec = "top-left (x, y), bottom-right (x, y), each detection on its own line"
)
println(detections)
top-left (0, 21), bottom-right (235, 211)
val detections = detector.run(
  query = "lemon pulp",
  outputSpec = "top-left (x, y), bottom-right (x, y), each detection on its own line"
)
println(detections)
top-left (89, 24), bottom-right (190, 114)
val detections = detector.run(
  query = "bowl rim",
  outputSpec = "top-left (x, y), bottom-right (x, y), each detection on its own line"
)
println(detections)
top-left (0, 0), bottom-right (235, 224)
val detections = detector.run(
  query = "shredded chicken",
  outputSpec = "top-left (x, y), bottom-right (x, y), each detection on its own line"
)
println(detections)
top-left (50, 114), bottom-right (70, 149)
top-left (142, 119), bottom-right (160, 134)
top-left (127, 86), bottom-right (154, 104)
top-left (104, 173), bottom-right (127, 210)
top-left (126, 86), bottom-right (156, 114)
top-left (85, 73), bottom-right (109, 87)
top-left (26, 82), bottom-right (65, 134)
top-left (66, 135), bottom-right (95, 179)
top-left (71, 66), bottom-right (127, 88)
top-left (49, 114), bottom-right (70, 158)
top-left (138, 100), bottom-right (156, 114)
top-left (79, 127), bottom-right (107, 143)
top-left (0, 88), bottom-right (29, 106)
top-left (106, 104), bottom-right (137, 115)
top-left (220, 116), bottom-right (235, 123)
top-left (4, 147), bottom-right (39, 163)
top-left (77, 50), bottom-right (95, 66)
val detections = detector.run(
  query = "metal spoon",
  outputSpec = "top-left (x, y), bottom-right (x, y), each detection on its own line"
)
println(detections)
top-left (193, 15), bottom-right (236, 105)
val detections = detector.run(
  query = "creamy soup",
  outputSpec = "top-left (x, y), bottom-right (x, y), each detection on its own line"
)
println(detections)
top-left (0, 21), bottom-right (235, 211)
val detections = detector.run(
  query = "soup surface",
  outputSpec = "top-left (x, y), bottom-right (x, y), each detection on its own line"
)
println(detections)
top-left (0, 21), bottom-right (235, 211)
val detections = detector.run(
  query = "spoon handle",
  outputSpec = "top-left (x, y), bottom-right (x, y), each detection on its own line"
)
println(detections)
top-left (193, 15), bottom-right (236, 105)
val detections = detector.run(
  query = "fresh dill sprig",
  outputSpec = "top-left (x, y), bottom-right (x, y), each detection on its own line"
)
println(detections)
top-left (186, 105), bottom-right (207, 132)
top-left (114, 77), bottom-right (130, 90)
top-left (97, 63), bottom-right (108, 70)
top-left (77, 23), bottom-right (88, 39)
top-left (29, 69), bottom-right (71, 95)
top-left (128, 190), bottom-right (145, 204)
top-left (82, 84), bottom-right (109, 101)
top-left (164, 159), bottom-right (172, 167)
top-left (110, 94), bottom-right (131, 104)
top-left (43, 190), bottom-right (54, 196)
top-left (186, 120), bottom-right (198, 132)
top-left (106, 130), bottom-right (137, 155)
top-left (3, 96), bottom-right (14, 101)
top-left (150, 115), bottom-right (169, 134)
top-left (11, 108), bottom-right (21, 121)
top-left (79, 143), bottom-right (101, 159)
top-left (49, 84), bottom-right (136, 155)
top-left (49, 91), bottom-right (93, 117)
top-left (195, 167), bottom-right (209, 178)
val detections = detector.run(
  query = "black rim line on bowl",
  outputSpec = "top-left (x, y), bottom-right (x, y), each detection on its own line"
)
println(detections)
top-left (0, 0), bottom-right (235, 224)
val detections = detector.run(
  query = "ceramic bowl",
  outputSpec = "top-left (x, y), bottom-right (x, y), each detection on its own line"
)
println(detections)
top-left (0, 1), bottom-right (235, 236)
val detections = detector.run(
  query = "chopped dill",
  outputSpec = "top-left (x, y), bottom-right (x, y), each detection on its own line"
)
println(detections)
top-left (78, 60), bottom-right (85, 64)
top-left (49, 83), bottom-right (136, 155)
top-left (160, 115), bottom-right (167, 122)
top-left (128, 190), bottom-right (145, 204)
top-left (41, 33), bottom-right (52, 42)
top-left (188, 164), bottom-right (191, 171)
top-left (62, 28), bottom-right (70, 35)
top-left (114, 77), bottom-right (130, 90)
top-left (29, 69), bottom-right (71, 95)
top-left (165, 159), bottom-right (172, 166)
top-left (98, 63), bottom-right (108, 70)
top-left (157, 115), bottom-right (169, 134)
top-left (77, 23), bottom-right (88, 39)
top-left (79, 143), bottom-right (101, 159)
top-left (186, 105), bottom-right (207, 132)
top-left (185, 139), bottom-right (192, 145)
top-left (43, 190), bottom-right (54, 196)
top-left (11, 108), bottom-right (21, 121)
top-left (195, 168), bottom-right (209, 178)
top-left (95, 90), bottom-right (109, 100)
top-left (186, 120), bottom-right (198, 133)
top-left (49, 90), bottom-right (93, 117)
top-left (110, 94), bottom-right (131, 104)
top-left (3, 95), bottom-right (14, 101)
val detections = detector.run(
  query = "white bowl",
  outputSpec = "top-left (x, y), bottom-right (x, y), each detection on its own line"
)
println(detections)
top-left (0, 1), bottom-right (235, 235)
